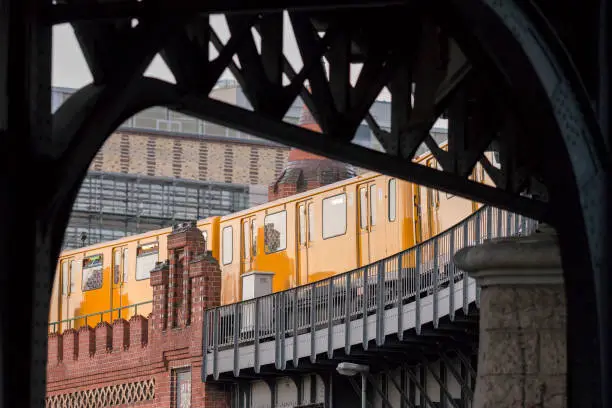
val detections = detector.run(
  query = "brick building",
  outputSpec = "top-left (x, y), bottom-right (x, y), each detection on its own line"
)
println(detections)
top-left (46, 223), bottom-right (233, 407)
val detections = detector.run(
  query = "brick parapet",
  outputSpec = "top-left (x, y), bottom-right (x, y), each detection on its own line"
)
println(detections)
top-left (47, 224), bottom-right (230, 407)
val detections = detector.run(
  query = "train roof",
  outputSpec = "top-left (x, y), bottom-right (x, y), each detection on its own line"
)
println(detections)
top-left (220, 170), bottom-right (383, 221)
top-left (59, 216), bottom-right (218, 258)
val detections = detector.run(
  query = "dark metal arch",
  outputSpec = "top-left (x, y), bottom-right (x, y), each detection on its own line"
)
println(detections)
top-left (447, 2), bottom-right (610, 406)
top-left (0, 0), bottom-right (608, 407)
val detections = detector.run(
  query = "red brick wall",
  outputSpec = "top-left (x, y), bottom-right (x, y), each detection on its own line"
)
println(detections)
top-left (46, 224), bottom-right (231, 408)
top-left (267, 158), bottom-right (357, 201)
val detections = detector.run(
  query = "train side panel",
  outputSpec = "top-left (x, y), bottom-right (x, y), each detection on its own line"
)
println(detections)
top-left (306, 183), bottom-right (358, 283)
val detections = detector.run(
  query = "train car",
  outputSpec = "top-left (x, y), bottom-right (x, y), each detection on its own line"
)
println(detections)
top-left (49, 217), bottom-right (219, 332)
top-left (49, 145), bottom-right (498, 331)
top-left (217, 168), bottom-right (487, 304)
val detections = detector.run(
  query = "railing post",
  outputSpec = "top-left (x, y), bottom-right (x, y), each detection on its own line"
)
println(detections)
top-left (475, 212), bottom-right (482, 308)
top-left (449, 231), bottom-right (455, 321)
top-left (293, 290), bottom-right (298, 367)
top-left (275, 293), bottom-right (281, 370)
top-left (233, 303), bottom-right (240, 377)
top-left (345, 273), bottom-right (352, 355)
top-left (496, 207), bottom-right (503, 239)
top-left (462, 220), bottom-right (469, 314)
top-left (310, 286), bottom-right (316, 363)
top-left (362, 267), bottom-right (369, 349)
top-left (213, 309), bottom-right (220, 381)
top-left (433, 239), bottom-right (439, 329)
top-left (514, 211), bottom-right (520, 233)
top-left (415, 247), bottom-right (422, 335)
top-left (254, 297), bottom-right (260, 373)
top-left (376, 261), bottom-right (384, 346)
top-left (327, 279), bottom-right (333, 359)
top-left (397, 254), bottom-right (404, 341)
top-left (280, 293), bottom-right (286, 370)
top-left (486, 206), bottom-right (492, 240)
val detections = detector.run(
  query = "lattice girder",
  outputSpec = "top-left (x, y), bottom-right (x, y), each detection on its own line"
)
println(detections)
top-left (50, 4), bottom-right (554, 223)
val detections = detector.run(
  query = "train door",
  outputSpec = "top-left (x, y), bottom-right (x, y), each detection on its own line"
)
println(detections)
top-left (296, 200), bottom-right (313, 286)
top-left (241, 217), bottom-right (256, 276)
top-left (111, 246), bottom-right (128, 321)
top-left (357, 181), bottom-right (379, 265)
top-left (59, 259), bottom-right (75, 331)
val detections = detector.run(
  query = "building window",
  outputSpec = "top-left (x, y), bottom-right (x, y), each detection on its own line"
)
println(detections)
top-left (264, 211), bottom-right (287, 253)
top-left (136, 243), bottom-right (159, 281)
top-left (82, 254), bottom-right (103, 291)
top-left (222, 226), bottom-right (233, 265)
top-left (172, 367), bottom-right (192, 408)
top-left (388, 179), bottom-right (397, 222)
top-left (322, 194), bottom-right (347, 239)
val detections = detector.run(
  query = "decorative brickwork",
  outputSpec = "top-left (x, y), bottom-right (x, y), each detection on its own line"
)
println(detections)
top-left (268, 104), bottom-right (357, 201)
top-left (46, 223), bottom-right (230, 408)
top-left (46, 378), bottom-right (156, 407)
top-left (90, 129), bottom-right (290, 186)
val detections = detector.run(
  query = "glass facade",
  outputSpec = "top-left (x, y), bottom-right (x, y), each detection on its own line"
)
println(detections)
top-left (63, 172), bottom-right (264, 250)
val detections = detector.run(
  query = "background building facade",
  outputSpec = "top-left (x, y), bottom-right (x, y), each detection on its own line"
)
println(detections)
top-left (54, 81), bottom-right (447, 249)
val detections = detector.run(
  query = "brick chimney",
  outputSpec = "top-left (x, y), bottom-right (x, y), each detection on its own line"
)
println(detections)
top-left (268, 102), bottom-right (356, 201)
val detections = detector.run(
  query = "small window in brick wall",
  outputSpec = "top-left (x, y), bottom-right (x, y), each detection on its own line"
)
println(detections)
top-left (172, 367), bottom-right (192, 408)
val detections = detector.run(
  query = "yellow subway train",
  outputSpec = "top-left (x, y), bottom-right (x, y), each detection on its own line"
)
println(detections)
top-left (49, 149), bottom-right (494, 332)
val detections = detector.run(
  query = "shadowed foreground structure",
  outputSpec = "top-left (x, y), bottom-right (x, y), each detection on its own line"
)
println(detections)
top-left (0, 0), bottom-right (609, 407)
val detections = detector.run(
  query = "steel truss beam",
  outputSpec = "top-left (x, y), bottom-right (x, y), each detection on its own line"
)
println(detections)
top-left (53, 4), bottom-right (553, 221)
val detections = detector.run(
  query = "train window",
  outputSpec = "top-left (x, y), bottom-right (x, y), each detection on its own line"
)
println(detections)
top-left (222, 226), bottom-right (233, 265)
top-left (308, 204), bottom-right (315, 242)
top-left (122, 248), bottom-right (129, 283)
top-left (61, 261), bottom-right (69, 294)
top-left (70, 260), bottom-right (77, 293)
top-left (243, 221), bottom-right (250, 258)
top-left (82, 254), bottom-right (103, 291)
top-left (265, 211), bottom-right (287, 253)
top-left (359, 188), bottom-right (367, 229)
top-left (251, 220), bottom-right (257, 257)
top-left (299, 205), bottom-right (306, 245)
top-left (136, 242), bottom-right (159, 281)
top-left (388, 179), bottom-right (397, 222)
top-left (323, 193), bottom-right (347, 239)
top-left (202, 230), bottom-right (208, 252)
top-left (114, 250), bottom-right (121, 284)
top-left (369, 185), bottom-right (377, 226)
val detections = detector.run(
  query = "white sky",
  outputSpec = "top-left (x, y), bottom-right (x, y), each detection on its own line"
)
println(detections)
top-left (51, 16), bottom-right (391, 100)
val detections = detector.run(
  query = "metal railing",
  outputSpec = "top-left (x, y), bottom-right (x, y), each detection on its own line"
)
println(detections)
top-left (48, 300), bottom-right (153, 334)
top-left (203, 206), bottom-right (538, 354)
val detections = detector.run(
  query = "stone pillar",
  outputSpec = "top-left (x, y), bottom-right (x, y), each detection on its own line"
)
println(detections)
top-left (454, 226), bottom-right (566, 408)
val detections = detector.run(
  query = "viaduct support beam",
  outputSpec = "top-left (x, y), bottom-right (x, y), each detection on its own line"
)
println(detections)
top-left (0, 0), bottom-right (53, 407)
top-left (455, 225), bottom-right (566, 407)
